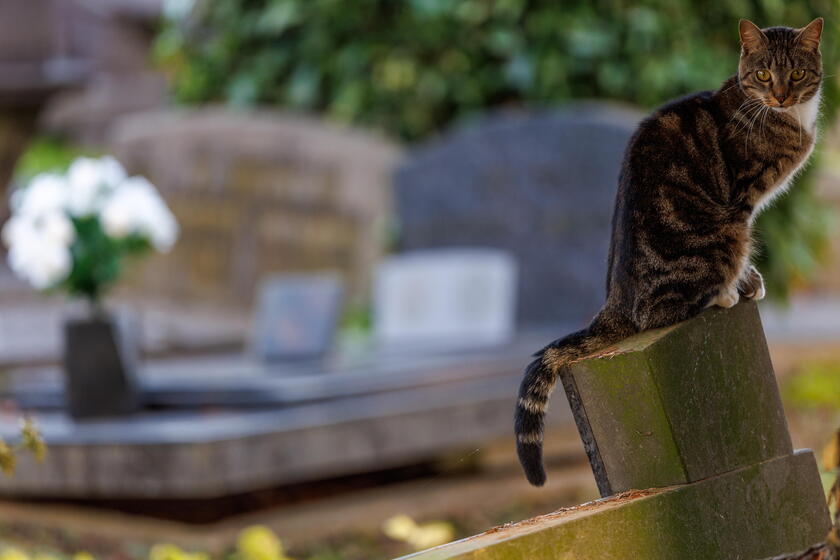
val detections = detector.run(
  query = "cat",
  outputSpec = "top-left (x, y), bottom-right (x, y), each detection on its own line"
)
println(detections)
top-left (515, 18), bottom-right (824, 487)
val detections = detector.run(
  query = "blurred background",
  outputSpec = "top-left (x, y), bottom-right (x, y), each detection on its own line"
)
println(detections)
top-left (0, 1), bottom-right (838, 559)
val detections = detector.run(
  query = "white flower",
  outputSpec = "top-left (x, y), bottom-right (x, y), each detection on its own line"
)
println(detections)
top-left (40, 211), bottom-right (76, 246)
top-left (99, 156), bottom-right (128, 187)
top-left (9, 240), bottom-right (72, 290)
top-left (13, 174), bottom-right (68, 218)
top-left (2, 155), bottom-right (175, 294)
top-left (101, 176), bottom-right (179, 252)
top-left (2, 215), bottom-right (28, 249)
top-left (2, 212), bottom-right (74, 249)
top-left (4, 214), bottom-right (73, 290)
top-left (2, 210), bottom-right (76, 290)
top-left (66, 156), bottom-right (127, 216)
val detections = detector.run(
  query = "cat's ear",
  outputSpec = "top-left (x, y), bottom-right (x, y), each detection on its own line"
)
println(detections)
top-left (739, 19), bottom-right (768, 53)
top-left (795, 17), bottom-right (823, 52)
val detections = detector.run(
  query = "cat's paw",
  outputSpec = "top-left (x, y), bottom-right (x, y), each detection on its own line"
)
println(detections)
top-left (710, 284), bottom-right (740, 308)
top-left (739, 266), bottom-right (765, 301)
top-left (748, 281), bottom-right (766, 301)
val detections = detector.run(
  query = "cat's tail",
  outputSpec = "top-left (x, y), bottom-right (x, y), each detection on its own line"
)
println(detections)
top-left (515, 324), bottom-right (626, 486)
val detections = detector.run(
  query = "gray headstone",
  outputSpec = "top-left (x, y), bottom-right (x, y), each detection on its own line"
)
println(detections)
top-left (395, 103), bottom-right (642, 327)
top-left (250, 273), bottom-right (344, 361)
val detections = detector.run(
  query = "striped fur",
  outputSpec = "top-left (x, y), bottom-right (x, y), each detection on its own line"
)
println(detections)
top-left (515, 18), bottom-right (824, 486)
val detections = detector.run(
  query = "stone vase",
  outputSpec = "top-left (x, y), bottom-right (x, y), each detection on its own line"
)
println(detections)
top-left (63, 313), bottom-right (140, 419)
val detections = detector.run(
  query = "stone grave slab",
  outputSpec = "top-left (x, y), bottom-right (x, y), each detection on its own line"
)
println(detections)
top-left (0, 293), bottom-right (249, 368)
top-left (3, 330), bottom-right (556, 409)
top-left (0, 331), bottom-right (571, 498)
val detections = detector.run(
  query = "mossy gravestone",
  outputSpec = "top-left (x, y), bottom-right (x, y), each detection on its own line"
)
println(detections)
top-left (562, 301), bottom-right (793, 496)
top-left (403, 302), bottom-right (830, 560)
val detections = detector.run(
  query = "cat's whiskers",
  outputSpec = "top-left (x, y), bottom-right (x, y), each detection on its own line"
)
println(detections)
top-left (759, 103), bottom-right (771, 141)
top-left (729, 96), bottom-right (762, 119)
top-left (744, 101), bottom-right (771, 150)
top-left (794, 103), bottom-right (803, 147)
top-left (738, 100), bottom-right (767, 148)
top-left (718, 82), bottom-right (742, 96)
top-left (733, 96), bottom-right (764, 114)
top-left (747, 105), bottom-right (765, 146)
top-left (729, 98), bottom-right (765, 138)
top-left (730, 96), bottom-right (763, 123)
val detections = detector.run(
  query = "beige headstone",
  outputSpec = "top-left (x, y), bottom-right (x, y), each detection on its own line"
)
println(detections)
top-left (108, 108), bottom-right (402, 309)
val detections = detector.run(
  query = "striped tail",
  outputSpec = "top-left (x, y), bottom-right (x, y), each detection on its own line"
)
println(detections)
top-left (515, 326), bottom-right (624, 486)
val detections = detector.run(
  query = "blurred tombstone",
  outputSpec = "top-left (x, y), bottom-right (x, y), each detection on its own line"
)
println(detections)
top-left (251, 273), bottom-right (344, 362)
top-left (374, 249), bottom-right (517, 351)
top-left (394, 103), bottom-right (642, 328)
top-left (41, 0), bottom-right (168, 146)
top-left (109, 109), bottom-right (401, 309)
top-left (0, 0), bottom-right (90, 195)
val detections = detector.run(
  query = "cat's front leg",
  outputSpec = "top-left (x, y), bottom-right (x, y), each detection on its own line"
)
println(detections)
top-left (738, 265), bottom-right (766, 300)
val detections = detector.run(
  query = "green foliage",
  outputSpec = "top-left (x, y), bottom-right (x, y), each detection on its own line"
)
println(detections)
top-left (13, 137), bottom-right (91, 183)
top-left (62, 217), bottom-right (150, 303)
top-left (156, 0), bottom-right (840, 298)
top-left (782, 360), bottom-right (840, 410)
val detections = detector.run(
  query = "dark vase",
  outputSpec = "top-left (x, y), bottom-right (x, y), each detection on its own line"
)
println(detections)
top-left (63, 314), bottom-right (140, 419)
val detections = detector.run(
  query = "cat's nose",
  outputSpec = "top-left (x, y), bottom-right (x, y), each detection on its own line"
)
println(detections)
top-left (775, 94), bottom-right (787, 104)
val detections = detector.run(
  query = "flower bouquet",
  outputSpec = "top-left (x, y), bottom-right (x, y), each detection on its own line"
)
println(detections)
top-left (2, 156), bottom-right (179, 418)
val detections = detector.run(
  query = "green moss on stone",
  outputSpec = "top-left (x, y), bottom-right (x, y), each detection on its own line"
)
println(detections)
top-left (401, 452), bottom-right (829, 560)
top-left (568, 301), bottom-right (792, 494)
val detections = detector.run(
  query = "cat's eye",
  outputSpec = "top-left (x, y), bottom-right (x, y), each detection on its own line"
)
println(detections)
top-left (791, 69), bottom-right (806, 80)
top-left (755, 70), bottom-right (771, 82)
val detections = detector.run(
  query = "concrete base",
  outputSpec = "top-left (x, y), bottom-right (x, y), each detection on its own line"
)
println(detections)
top-left (402, 450), bottom-right (831, 560)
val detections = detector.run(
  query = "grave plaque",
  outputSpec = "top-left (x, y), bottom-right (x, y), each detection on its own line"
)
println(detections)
top-left (374, 249), bottom-right (517, 351)
top-left (251, 273), bottom-right (344, 361)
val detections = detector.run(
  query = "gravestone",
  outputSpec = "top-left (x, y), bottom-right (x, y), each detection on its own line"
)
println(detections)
top-left (403, 303), bottom-right (831, 560)
top-left (374, 249), bottom-right (517, 350)
top-left (250, 273), bottom-right (344, 361)
top-left (41, 0), bottom-right (167, 146)
top-left (0, 0), bottom-right (89, 195)
top-left (109, 109), bottom-right (401, 308)
top-left (560, 302), bottom-right (794, 496)
top-left (395, 103), bottom-right (641, 327)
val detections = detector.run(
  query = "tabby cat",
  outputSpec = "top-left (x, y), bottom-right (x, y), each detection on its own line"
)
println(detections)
top-left (516, 18), bottom-right (824, 486)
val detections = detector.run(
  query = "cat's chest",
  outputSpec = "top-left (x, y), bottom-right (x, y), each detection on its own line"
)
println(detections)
top-left (751, 92), bottom-right (821, 218)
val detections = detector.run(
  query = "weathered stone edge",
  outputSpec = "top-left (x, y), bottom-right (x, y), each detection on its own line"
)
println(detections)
top-left (399, 450), bottom-right (830, 560)
top-left (557, 367), bottom-right (612, 496)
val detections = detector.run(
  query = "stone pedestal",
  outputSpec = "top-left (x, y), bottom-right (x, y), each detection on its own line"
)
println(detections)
top-left (403, 302), bottom-right (831, 559)
top-left (562, 301), bottom-right (793, 496)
